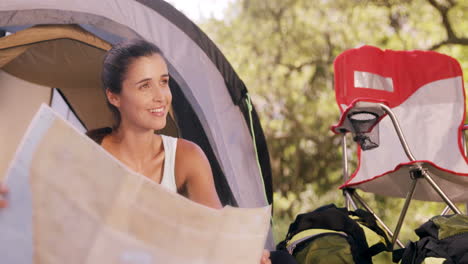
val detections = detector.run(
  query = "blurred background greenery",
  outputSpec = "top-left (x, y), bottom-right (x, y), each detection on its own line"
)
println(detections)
top-left (193, 0), bottom-right (468, 250)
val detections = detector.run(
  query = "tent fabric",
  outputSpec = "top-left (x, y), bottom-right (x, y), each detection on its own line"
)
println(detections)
top-left (333, 45), bottom-right (468, 202)
top-left (0, 0), bottom-right (272, 209)
top-left (134, 0), bottom-right (248, 105)
top-left (0, 45), bottom-right (28, 68)
top-left (0, 24), bottom-right (111, 51)
top-left (4, 39), bottom-right (109, 130)
top-left (0, 70), bottom-right (51, 178)
top-left (0, 25), bottom-right (113, 130)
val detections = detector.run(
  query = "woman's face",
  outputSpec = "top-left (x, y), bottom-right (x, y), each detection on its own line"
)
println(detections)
top-left (107, 53), bottom-right (172, 131)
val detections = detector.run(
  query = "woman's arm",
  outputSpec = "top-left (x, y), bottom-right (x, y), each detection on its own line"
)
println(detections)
top-left (175, 139), bottom-right (222, 209)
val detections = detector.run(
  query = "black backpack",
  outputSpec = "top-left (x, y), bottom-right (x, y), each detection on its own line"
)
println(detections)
top-left (396, 214), bottom-right (468, 264)
top-left (277, 204), bottom-right (392, 264)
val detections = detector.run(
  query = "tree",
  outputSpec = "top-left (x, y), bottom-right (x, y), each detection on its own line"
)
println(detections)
top-left (201, 0), bottom-right (468, 242)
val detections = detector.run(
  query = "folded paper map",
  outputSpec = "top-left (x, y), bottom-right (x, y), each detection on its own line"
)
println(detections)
top-left (0, 104), bottom-right (271, 264)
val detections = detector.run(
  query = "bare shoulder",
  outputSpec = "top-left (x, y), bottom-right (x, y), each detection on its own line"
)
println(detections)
top-left (176, 138), bottom-right (207, 161)
top-left (174, 138), bottom-right (222, 209)
top-left (175, 139), bottom-right (210, 184)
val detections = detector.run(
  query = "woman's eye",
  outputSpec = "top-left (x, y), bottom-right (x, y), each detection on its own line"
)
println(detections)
top-left (140, 83), bottom-right (150, 89)
top-left (160, 79), bottom-right (169, 86)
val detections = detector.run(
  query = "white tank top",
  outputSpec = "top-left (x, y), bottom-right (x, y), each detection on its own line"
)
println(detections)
top-left (160, 135), bottom-right (178, 193)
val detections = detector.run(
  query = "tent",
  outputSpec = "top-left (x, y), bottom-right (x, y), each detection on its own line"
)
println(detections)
top-left (0, 1), bottom-right (272, 214)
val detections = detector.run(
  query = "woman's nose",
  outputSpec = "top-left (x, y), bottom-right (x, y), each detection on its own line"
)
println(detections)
top-left (151, 86), bottom-right (164, 102)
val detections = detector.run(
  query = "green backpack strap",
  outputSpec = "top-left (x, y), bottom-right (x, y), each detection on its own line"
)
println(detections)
top-left (351, 209), bottom-right (392, 257)
top-left (285, 229), bottom-right (348, 254)
top-left (367, 241), bottom-right (388, 257)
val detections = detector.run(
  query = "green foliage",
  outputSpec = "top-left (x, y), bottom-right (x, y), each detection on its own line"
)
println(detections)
top-left (200, 0), bottom-right (468, 248)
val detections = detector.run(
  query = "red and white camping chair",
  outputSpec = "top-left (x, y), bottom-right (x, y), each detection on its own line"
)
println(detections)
top-left (331, 45), bottom-right (468, 248)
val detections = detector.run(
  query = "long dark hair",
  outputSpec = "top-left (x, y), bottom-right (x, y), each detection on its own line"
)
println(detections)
top-left (102, 38), bottom-right (164, 129)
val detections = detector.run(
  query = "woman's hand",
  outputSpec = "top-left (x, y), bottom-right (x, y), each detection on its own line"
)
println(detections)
top-left (0, 183), bottom-right (8, 208)
top-left (260, 249), bottom-right (271, 264)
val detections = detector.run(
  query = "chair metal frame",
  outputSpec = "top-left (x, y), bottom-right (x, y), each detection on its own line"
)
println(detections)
top-left (339, 102), bottom-right (462, 249)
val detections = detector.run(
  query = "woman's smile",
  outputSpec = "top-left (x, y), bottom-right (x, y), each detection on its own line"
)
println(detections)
top-left (148, 106), bottom-right (166, 117)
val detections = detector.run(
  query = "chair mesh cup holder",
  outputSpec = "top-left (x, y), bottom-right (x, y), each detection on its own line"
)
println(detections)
top-left (348, 111), bottom-right (380, 151)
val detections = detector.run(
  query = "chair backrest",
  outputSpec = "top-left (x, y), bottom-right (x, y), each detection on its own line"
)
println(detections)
top-left (334, 45), bottom-right (463, 111)
top-left (333, 45), bottom-right (468, 202)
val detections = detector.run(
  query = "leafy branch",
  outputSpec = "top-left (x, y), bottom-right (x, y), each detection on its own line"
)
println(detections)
top-left (426, 0), bottom-right (468, 50)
